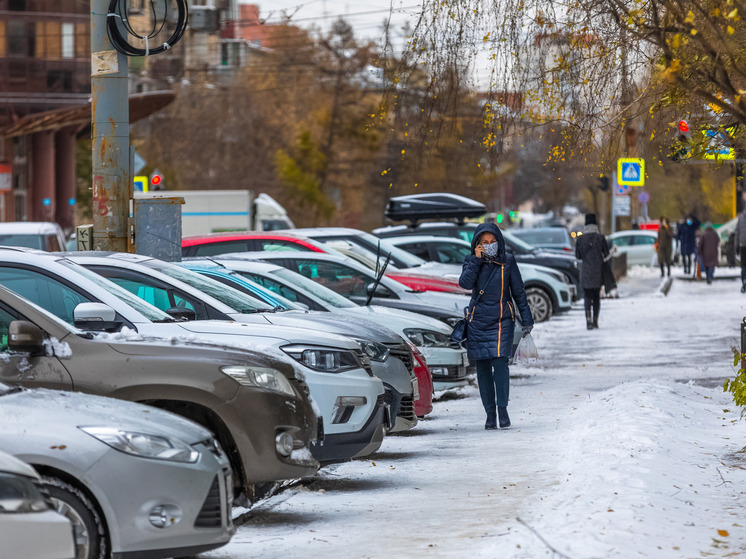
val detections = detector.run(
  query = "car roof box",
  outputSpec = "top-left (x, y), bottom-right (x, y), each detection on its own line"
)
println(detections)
top-left (384, 193), bottom-right (486, 223)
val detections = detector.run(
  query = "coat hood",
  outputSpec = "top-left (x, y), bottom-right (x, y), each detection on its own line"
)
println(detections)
top-left (470, 222), bottom-right (506, 262)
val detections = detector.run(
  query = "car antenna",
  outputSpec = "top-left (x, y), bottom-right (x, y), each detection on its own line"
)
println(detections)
top-left (365, 252), bottom-right (391, 306)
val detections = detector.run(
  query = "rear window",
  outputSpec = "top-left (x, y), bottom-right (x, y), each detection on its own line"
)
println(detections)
top-left (0, 234), bottom-right (43, 250)
top-left (192, 240), bottom-right (247, 256)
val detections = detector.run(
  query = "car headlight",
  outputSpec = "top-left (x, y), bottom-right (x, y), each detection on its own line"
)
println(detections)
top-left (282, 345), bottom-right (360, 373)
top-left (0, 473), bottom-right (50, 513)
top-left (445, 316), bottom-right (462, 327)
top-left (355, 339), bottom-right (389, 362)
top-left (404, 329), bottom-right (452, 348)
top-left (80, 427), bottom-right (199, 463)
top-left (221, 365), bottom-right (295, 397)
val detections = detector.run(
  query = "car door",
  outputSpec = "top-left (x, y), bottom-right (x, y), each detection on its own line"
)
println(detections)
top-left (432, 241), bottom-right (472, 264)
top-left (632, 235), bottom-right (657, 266)
top-left (0, 302), bottom-right (73, 390)
top-left (284, 258), bottom-right (395, 302)
top-left (609, 234), bottom-right (635, 264)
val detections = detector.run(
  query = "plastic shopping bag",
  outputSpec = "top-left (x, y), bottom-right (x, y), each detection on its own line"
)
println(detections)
top-left (514, 333), bottom-right (539, 365)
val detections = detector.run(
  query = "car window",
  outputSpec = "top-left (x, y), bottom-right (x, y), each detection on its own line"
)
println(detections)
top-left (256, 239), bottom-right (311, 252)
top-left (0, 306), bottom-right (17, 352)
top-left (0, 234), bottom-right (43, 250)
top-left (611, 235), bottom-right (632, 247)
top-left (271, 267), bottom-right (358, 308)
top-left (193, 240), bottom-right (248, 257)
top-left (434, 243), bottom-right (471, 264)
top-left (107, 277), bottom-right (173, 310)
top-left (240, 272), bottom-right (323, 310)
top-left (47, 235), bottom-right (61, 252)
top-left (293, 259), bottom-right (375, 298)
top-left (0, 266), bottom-right (90, 324)
top-left (397, 242), bottom-right (431, 261)
top-left (634, 235), bottom-right (656, 246)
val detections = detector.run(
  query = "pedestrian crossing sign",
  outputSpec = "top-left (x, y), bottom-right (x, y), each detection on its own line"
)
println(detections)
top-left (617, 158), bottom-right (645, 186)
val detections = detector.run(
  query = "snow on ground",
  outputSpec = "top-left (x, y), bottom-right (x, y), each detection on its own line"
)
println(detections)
top-left (202, 268), bottom-right (746, 559)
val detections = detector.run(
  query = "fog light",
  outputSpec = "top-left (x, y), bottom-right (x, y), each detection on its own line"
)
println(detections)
top-left (430, 367), bottom-right (448, 376)
top-left (275, 432), bottom-right (294, 457)
top-left (336, 396), bottom-right (366, 407)
top-left (149, 504), bottom-right (182, 528)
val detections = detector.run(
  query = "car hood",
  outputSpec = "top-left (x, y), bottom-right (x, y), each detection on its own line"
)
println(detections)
top-left (400, 261), bottom-right (463, 277)
top-left (0, 387), bottom-right (213, 445)
top-left (401, 290), bottom-right (471, 313)
top-left (261, 310), bottom-right (404, 345)
top-left (174, 319), bottom-right (361, 350)
top-left (339, 305), bottom-right (453, 335)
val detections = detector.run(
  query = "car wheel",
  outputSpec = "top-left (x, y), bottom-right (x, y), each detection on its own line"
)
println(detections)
top-left (42, 476), bottom-right (108, 559)
top-left (525, 287), bottom-right (552, 323)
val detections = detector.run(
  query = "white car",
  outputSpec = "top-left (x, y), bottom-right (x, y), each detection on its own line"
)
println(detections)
top-left (0, 450), bottom-right (75, 559)
top-left (607, 230), bottom-right (659, 267)
top-left (384, 235), bottom-right (573, 322)
top-left (185, 258), bottom-right (472, 392)
top-left (0, 248), bottom-right (388, 467)
top-left (0, 221), bottom-right (67, 252)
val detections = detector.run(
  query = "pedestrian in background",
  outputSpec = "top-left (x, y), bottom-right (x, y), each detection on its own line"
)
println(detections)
top-left (575, 213), bottom-right (609, 330)
top-left (736, 207), bottom-right (746, 293)
top-left (698, 222), bottom-right (720, 284)
top-left (459, 222), bottom-right (534, 430)
top-left (677, 213), bottom-right (700, 275)
top-left (657, 216), bottom-right (673, 278)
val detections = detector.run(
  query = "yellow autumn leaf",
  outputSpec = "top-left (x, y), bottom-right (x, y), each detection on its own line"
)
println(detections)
top-left (727, 8), bottom-right (738, 19)
top-left (728, 25), bottom-right (735, 34)
top-left (712, 8), bottom-right (721, 17)
top-left (672, 34), bottom-right (680, 48)
top-left (691, 28), bottom-right (698, 35)
top-left (670, 59), bottom-right (682, 72)
top-left (685, 10), bottom-right (695, 23)
top-left (718, 529), bottom-right (729, 537)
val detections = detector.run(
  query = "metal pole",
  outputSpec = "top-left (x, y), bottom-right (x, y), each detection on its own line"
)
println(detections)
top-left (91, 0), bottom-right (130, 252)
top-left (611, 170), bottom-right (617, 235)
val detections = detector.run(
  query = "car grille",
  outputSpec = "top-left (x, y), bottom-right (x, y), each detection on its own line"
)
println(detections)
top-left (431, 365), bottom-right (467, 380)
top-left (387, 344), bottom-right (413, 373)
top-left (354, 349), bottom-right (375, 376)
top-left (194, 475), bottom-right (222, 528)
top-left (398, 395), bottom-right (416, 421)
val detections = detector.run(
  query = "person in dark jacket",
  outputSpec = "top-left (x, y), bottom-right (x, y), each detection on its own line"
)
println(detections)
top-left (677, 213), bottom-right (700, 275)
top-left (575, 213), bottom-right (609, 330)
top-left (657, 216), bottom-right (674, 278)
top-left (458, 222), bottom-right (534, 430)
top-left (698, 222), bottom-right (720, 284)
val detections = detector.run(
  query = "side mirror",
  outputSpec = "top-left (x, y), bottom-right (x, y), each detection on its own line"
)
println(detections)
top-left (366, 283), bottom-right (390, 298)
top-left (73, 302), bottom-right (122, 332)
top-left (8, 321), bottom-right (45, 355)
top-left (166, 307), bottom-right (196, 321)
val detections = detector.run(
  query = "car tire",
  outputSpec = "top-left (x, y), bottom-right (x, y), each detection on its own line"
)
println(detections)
top-left (42, 476), bottom-right (108, 559)
top-left (525, 287), bottom-right (552, 323)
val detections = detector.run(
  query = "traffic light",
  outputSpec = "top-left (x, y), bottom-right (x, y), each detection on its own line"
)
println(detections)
top-left (149, 170), bottom-right (164, 191)
top-left (670, 120), bottom-right (691, 161)
top-left (678, 120), bottom-right (690, 135)
top-left (598, 175), bottom-right (610, 192)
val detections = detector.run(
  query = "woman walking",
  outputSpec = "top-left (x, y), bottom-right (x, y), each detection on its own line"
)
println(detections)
top-left (575, 213), bottom-right (609, 330)
top-left (657, 216), bottom-right (674, 277)
top-left (698, 222), bottom-right (720, 284)
top-left (458, 223), bottom-right (534, 430)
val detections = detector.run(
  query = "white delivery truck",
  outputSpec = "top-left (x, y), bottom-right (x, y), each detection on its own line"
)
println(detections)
top-left (136, 190), bottom-right (294, 236)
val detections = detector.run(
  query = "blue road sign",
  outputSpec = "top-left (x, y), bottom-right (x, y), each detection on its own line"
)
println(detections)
top-left (618, 158), bottom-right (645, 186)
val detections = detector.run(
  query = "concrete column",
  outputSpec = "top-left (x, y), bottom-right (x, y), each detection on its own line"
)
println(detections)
top-left (55, 127), bottom-right (77, 233)
top-left (30, 131), bottom-right (55, 222)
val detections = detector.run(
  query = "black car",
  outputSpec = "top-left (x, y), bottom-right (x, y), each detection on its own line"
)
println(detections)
top-left (373, 222), bottom-right (581, 298)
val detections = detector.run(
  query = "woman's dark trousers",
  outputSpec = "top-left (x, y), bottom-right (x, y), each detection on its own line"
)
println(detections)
top-left (682, 253), bottom-right (692, 274)
top-left (476, 357), bottom-right (510, 412)
top-left (584, 288), bottom-right (601, 328)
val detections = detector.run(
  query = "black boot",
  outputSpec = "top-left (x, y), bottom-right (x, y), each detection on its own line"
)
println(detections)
top-left (585, 310), bottom-right (593, 330)
top-left (485, 410), bottom-right (497, 430)
top-left (592, 310), bottom-right (599, 329)
top-left (498, 407), bottom-right (511, 428)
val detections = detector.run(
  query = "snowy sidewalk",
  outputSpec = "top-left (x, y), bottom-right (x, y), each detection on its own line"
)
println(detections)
top-left (204, 271), bottom-right (746, 559)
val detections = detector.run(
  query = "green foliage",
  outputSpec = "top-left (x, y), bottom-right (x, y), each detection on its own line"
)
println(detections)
top-left (724, 348), bottom-right (746, 412)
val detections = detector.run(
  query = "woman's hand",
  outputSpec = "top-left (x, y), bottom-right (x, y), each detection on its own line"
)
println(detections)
top-left (475, 244), bottom-right (484, 258)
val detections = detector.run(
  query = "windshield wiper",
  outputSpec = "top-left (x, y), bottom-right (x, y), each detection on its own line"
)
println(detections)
top-left (240, 308), bottom-right (267, 314)
top-left (366, 252), bottom-right (392, 306)
top-left (153, 317), bottom-right (178, 323)
top-left (0, 386), bottom-right (24, 397)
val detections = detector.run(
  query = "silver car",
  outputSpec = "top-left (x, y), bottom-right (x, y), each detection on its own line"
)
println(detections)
top-left (0, 383), bottom-right (234, 559)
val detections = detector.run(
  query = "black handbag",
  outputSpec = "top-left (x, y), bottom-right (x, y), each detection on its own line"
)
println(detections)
top-left (450, 266), bottom-right (499, 344)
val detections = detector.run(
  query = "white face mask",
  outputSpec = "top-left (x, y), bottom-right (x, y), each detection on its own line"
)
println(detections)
top-left (483, 242), bottom-right (499, 257)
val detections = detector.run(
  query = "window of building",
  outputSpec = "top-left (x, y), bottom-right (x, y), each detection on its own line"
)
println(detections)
top-left (61, 22), bottom-right (74, 58)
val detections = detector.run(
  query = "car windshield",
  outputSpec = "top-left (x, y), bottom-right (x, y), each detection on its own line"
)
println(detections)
top-left (146, 261), bottom-right (275, 313)
top-left (0, 234), bottom-right (43, 249)
top-left (272, 267), bottom-right (358, 308)
top-left (502, 230), bottom-right (536, 253)
top-left (57, 260), bottom-right (173, 322)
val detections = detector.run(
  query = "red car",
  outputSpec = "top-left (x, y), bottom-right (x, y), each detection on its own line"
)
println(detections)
top-left (409, 343), bottom-right (434, 418)
top-left (182, 232), bottom-right (468, 294)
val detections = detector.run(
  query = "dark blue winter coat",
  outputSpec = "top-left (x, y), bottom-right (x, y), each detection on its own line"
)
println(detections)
top-left (677, 214), bottom-right (701, 255)
top-left (458, 223), bottom-right (534, 361)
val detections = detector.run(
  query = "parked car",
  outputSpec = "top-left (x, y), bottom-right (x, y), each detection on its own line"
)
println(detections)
top-left (0, 279), bottom-right (321, 503)
top-left (181, 231), bottom-right (328, 257)
top-left (383, 235), bottom-right (573, 321)
top-left (182, 258), bottom-right (473, 392)
top-left (65, 252), bottom-right (417, 440)
top-left (409, 344), bottom-right (434, 417)
top-left (716, 216), bottom-right (738, 267)
top-left (607, 230), bottom-right (659, 267)
top-left (0, 450), bottom-right (75, 559)
top-left (0, 221), bottom-right (66, 252)
top-left (0, 383), bottom-right (234, 559)
top-left (509, 227), bottom-right (574, 253)
top-left (373, 222), bottom-right (581, 295)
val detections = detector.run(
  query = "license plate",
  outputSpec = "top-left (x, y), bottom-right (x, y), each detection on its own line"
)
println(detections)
top-left (412, 378), bottom-right (420, 400)
top-left (462, 352), bottom-right (469, 366)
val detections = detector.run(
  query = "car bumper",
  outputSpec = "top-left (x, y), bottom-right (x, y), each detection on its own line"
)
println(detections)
top-left (420, 346), bottom-right (469, 388)
top-left (86, 442), bottom-right (235, 558)
top-left (384, 383), bottom-right (417, 433)
top-left (311, 395), bottom-right (390, 463)
top-left (0, 510), bottom-right (75, 559)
